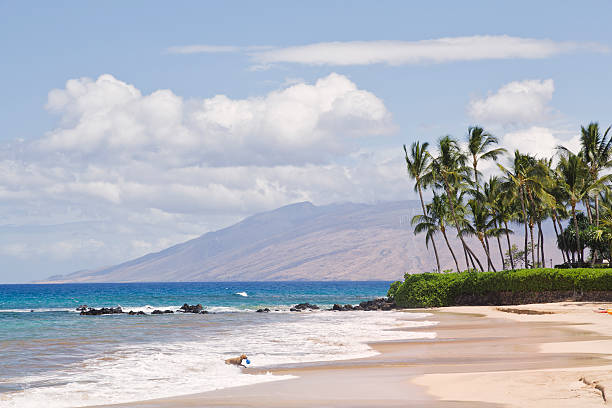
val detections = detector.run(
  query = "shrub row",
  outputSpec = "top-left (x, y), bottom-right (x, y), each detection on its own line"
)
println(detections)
top-left (390, 268), bottom-right (612, 308)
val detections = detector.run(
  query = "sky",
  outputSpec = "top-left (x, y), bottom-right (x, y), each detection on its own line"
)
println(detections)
top-left (1, 1), bottom-right (611, 283)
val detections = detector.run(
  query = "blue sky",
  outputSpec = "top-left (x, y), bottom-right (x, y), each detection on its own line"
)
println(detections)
top-left (1, 1), bottom-right (611, 282)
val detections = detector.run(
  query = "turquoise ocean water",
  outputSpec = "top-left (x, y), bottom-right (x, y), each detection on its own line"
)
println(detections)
top-left (0, 282), bottom-right (437, 407)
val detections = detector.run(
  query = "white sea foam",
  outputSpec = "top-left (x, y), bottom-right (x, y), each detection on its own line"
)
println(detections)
top-left (0, 310), bottom-right (436, 408)
top-left (235, 291), bottom-right (248, 297)
top-left (0, 308), bottom-right (75, 313)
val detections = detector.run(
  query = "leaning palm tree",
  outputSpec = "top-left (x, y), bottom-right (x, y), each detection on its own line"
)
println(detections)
top-left (427, 193), bottom-right (461, 272)
top-left (466, 126), bottom-right (507, 193)
top-left (483, 176), bottom-right (508, 270)
top-left (404, 142), bottom-right (441, 272)
top-left (427, 135), bottom-right (476, 270)
top-left (496, 188), bottom-right (518, 270)
top-left (463, 199), bottom-right (498, 271)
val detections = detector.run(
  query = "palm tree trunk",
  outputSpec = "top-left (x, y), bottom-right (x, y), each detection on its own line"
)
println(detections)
top-left (503, 220), bottom-right (515, 270)
top-left (467, 249), bottom-right (477, 271)
top-left (465, 245), bottom-right (484, 271)
top-left (595, 193), bottom-right (600, 226)
top-left (537, 220), bottom-right (545, 267)
top-left (494, 220), bottom-right (505, 270)
top-left (536, 222), bottom-right (541, 267)
top-left (473, 161), bottom-right (479, 193)
top-left (584, 198), bottom-right (593, 224)
top-left (529, 220), bottom-right (536, 268)
top-left (571, 202), bottom-right (582, 263)
top-left (519, 186), bottom-right (529, 268)
top-left (417, 184), bottom-right (440, 272)
top-left (551, 212), bottom-right (566, 264)
top-left (555, 215), bottom-right (572, 265)
top-left (483, 235), bottom-right (497, 272)
top-left (443, 180), bottom-right (470, 270)
top-left (480, 237), bottom-right (490, 271)
top-left (441, 226), bottom-right (460, 272)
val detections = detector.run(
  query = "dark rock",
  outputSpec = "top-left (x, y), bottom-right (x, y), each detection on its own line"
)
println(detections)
top-left (80, 306), bottom-right (123, 315)
top-left (256, 308), bottom-right (270, 313)
top-left (329, 298), bottom-right (396, 312)
top-left (152, 310), bottom-right (163, 315)
top-left (164, 310), bottom-right (174, 314)
top-left (289, 308), bottom-right (301, 312)
top-left (200, 310), bottom-right (208, 314)
top-left (128, 310), bottom-right (146, 315)
top-left (76, 305), bottom-right (88, 312)
top-left (179, 303), bottom-right (203, 313)
top-left (291, 303), bottom-right (319, 311)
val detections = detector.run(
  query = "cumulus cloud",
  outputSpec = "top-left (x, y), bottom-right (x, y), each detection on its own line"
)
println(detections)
top-left (0, 74), bottom-right (408, 278)
top-left (500, 126), bottom-right (581, 158)
top-left (39, 73), bottom-right (393, 166)
top-left (167, 36), bottom-right (608, 66)
top-left (468, 79), bottom-right (555, 126)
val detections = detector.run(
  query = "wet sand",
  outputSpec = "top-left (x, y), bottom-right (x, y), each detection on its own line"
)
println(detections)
top-left (94, 303), bottom-right (612, 408)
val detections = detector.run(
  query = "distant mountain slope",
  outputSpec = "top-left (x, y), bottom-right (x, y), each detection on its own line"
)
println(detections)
top-left (42, 201), bottom-right (562, 283)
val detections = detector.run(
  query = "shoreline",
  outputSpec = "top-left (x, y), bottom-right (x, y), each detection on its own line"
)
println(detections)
top-left (91, 302), bottom-right (612, 408)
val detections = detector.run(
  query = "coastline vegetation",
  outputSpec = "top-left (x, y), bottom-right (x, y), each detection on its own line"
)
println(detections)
top-left (393, 122), bottom-right (612, 306)
top-left (389, 268), bottom-right (612, 308)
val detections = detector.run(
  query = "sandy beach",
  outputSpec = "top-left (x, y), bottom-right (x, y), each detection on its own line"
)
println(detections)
top-left (89, 302), bottom-right (612, 408)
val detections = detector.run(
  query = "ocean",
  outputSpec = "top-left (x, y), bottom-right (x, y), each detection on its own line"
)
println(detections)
top-left (0, 282), bottom-right (437, 407)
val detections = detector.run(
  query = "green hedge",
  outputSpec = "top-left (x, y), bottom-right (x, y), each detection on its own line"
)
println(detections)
top-left (391, 268), bottom-right (612, 308)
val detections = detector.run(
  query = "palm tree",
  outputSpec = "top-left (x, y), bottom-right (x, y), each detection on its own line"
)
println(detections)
top-left (466, 126), bottom-right (507, 193)
top-left (499, 151), bottom-right (543, 268)
top-left (483, 176), bottom-right (508, 270)
top-left (428, 136), bottom-right (475, 271)
top-left (426, 193), bottom-right (461, 272)
top-left (556, 152), bottom-right (590, 263)
top-left (464, 199), bottom-right (498, 271)
top-left (578, 122), bottom-right (612, 226)
top-left (404, 142), bottom-right (441, 272)
top-left (496, 188), bottom-right (518, 270)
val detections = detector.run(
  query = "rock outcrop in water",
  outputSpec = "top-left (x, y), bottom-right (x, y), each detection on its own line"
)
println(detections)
top-left (80, 306), bottom-right (123, 315)
top-left (178, 303), bottom-right (203, 313)
top-left (290, 303), bottom-right (320, 312)
top-left (256, 308), bottom-right (270, 313)
top-left (152, 309), bottom-right (175, 314)
top-left (330, 298), bottom-right (396, 311)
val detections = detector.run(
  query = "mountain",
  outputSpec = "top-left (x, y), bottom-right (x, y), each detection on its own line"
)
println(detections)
top-left (41, 200), bottom-right (562, 283)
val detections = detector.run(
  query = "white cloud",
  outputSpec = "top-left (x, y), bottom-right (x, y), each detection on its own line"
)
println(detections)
top-left (0, 74), bottom-right (409, 279)
top-left (38, 73), bottom-right (393, 166)
top-left (501, 126), bottom-right (581, 158)
top-left (166, 36), bottom-right (608, 66)
top-left (468, 79), bottom-right (555, 126)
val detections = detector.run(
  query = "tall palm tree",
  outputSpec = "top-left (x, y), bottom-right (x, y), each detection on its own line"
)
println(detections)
top-left (428, 136), bottom-right (475, 271)
top-left (556, 152), bottom-right (590, 263)
top-left (404, 142), bottom-right (441, 272)
top-left (466, 126), bottom-right (507, 193)
top-left (578, 122), bottom-right (612, 226)
top-left (499, 151), bottom-right (544, 268)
